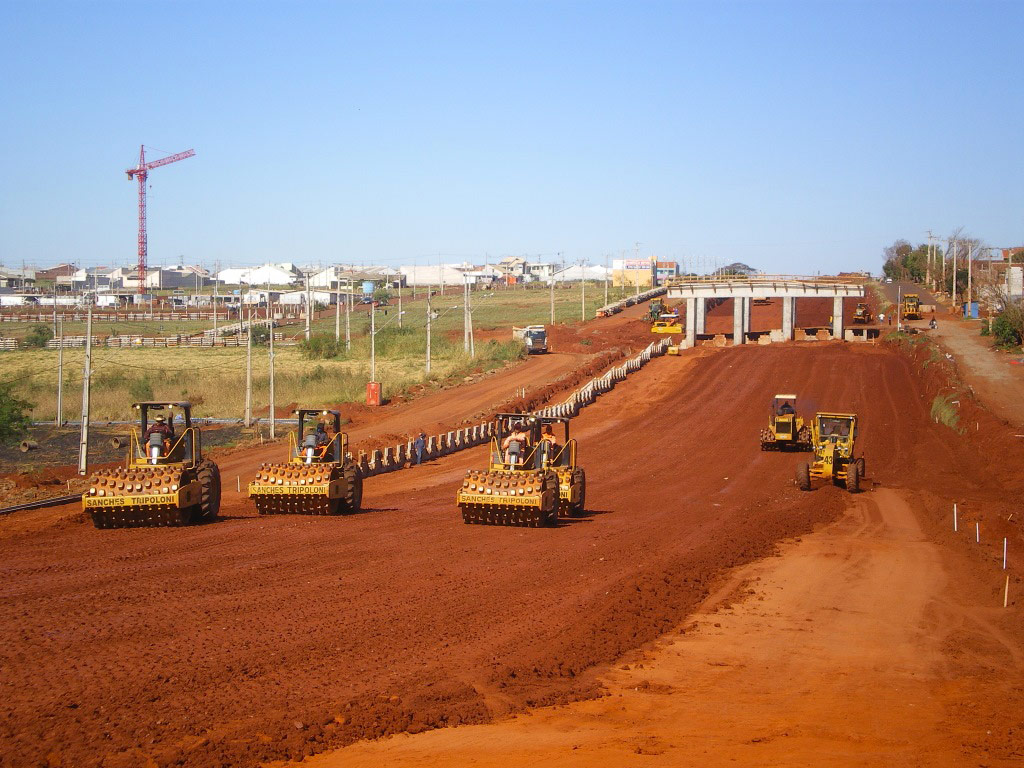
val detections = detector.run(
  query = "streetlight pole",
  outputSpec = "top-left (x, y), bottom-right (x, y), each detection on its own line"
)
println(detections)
top-left (580, 261), bottom-right (586, 322)
top-left (370, 305), bottom-right (376, 382)
top-left (335, 269), bottom-right (341, 342)
top-left (426, 291), bottom-right (432, 374)
top-left (77, 305), bottom-right (93, 475)
top-left (268, 309), bottom-right (276, 439)
top-left (549, 275), bottom-right (555, 324)
top-left (244, 307), bottom-right (253, 428)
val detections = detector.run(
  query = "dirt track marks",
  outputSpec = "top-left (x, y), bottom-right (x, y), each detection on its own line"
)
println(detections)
top-left (0, 341), bottom-right (1012, 768)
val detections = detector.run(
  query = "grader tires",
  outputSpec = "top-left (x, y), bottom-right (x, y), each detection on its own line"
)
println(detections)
top-left (796, 462), bottom-right (811, 491)
top-left (856, 457), bottom-right (866, 478)
top-left (847, 461), bottom-right (860, 493)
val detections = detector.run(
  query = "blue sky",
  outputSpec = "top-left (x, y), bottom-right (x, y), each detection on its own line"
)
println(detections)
top-left (1, 0), bottom-right (1020, 274)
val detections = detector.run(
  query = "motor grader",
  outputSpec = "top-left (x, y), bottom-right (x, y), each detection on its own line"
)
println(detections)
top-left (901, 293), bottom-right (922, 320)
top-left (456, 413), bottom-right (585, 526)
top-left (795, 412), bottom-right (865, 493)
top-left (248, 409), bottom-right (362, 515)
top-left (82, 402), bottom-right (221, 528)
top-left (760, 395), bottom-right (811, 451)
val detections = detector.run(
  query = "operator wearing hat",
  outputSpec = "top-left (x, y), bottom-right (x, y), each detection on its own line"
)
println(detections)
top-left (142, 413), bottom-right (175, 463)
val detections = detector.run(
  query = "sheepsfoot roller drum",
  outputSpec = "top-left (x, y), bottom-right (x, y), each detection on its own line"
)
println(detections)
top-left (458, 468), bottom-right (559, 526)
top-left (248, 409), bottom-right (362, 515)
top-left (457, 413), bottom-right (585, 527)
top-left (83, 402), bottom-right (221, 528)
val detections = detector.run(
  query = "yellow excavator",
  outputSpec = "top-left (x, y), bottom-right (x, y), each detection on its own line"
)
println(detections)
top-left (795, 412), bottom-right (865, 493)
top-left (82, 402), bottom-right (220, 528)
top-left (456, 413), bottom-right (585, 526)
top-left (248, 409), bottom-right (362, 515)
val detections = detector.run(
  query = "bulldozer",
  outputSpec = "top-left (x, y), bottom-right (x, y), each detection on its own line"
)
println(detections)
top-left (248, 409), bottom-right (362, 515)
top-left (82, 402), bottom-right (221, 528)
top-left (795, 412), bottom-right (865, 493)
top-left (759, 394), bottom-right (811, 451)
top-left (901, 293), bottom-right (922, 320)
top-left (457, 413), bottom-right (585, 526)
top-left (852, 302), bottom-right (872, 324)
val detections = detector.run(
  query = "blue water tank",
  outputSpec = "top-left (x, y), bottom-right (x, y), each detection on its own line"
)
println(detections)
top-left (962, 301), bottom-right (979, 319)
top-left (362, 280), bottom-right (375, 295)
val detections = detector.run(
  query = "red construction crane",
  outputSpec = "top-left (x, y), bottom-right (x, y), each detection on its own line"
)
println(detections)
top-left (125, 145), bottom-right (195, 293)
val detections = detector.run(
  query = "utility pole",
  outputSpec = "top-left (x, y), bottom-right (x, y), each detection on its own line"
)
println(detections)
top-left (335, 270), bottom-right (341, 342)
top-left (951, 240), bottom-right (958, 309)
top-left (56, 318), bottom-right (63, 427)
top-left (463, 277), bottom-right (470, 353)
top-left (398, 278), bottom-right (403, 329)
top-left (580, 261), bottom-right (586, 322)
top-left (213, 266), bottom-right (219, 336)
top-left (967, 242), bottom-right (973, 313)
top-left (52, 288), bottom-right (57, 338)
top-left (604, 254), bottom-right (609, 306)
top-left (268, 309), bottom-right (276, 439)
top-left (370, 306), bottom-right (377, 382)
top-left (426, 291), bottom-right (432, 374)
top-left (77, 305), bottom-right (93, 475)
top-left (926, 231), bottom-right (933, 289)
top-left (468, 288), bottom-right (475, 358)
top-left (345, 286), bottom-right (351, 351)
top-left (304, 272), bottom-right (312, 341)
top-left (549, 274), bottom-right (555, 324)
top-left (943, 237), bottom-right (949, 293)
top-left (634, 242), bottom-right (641, 298)
top-left (244, 307), bottom-right (253, 427)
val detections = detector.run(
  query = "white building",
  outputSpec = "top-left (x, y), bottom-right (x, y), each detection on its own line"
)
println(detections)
top-left (279, 289), bottom-right (335, 306)
top-left (217, 263), bottom-right (301, 286)
top-left (399, 264), bottom-right (476, 287)
top-left (551, 265), bottom-right (610, 282)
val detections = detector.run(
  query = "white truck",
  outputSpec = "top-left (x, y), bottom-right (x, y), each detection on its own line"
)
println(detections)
top-left (512, 325), bottom-right (548, 354)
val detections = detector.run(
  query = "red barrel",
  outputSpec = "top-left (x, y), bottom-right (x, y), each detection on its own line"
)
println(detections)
top-left (366, 381), bottom-right (383, 406)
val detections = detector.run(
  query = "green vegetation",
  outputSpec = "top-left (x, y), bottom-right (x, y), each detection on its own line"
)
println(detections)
top-left (930, 394), bottom-right (962, 432)
top-left (0, 381), bottom-right (34, 444)
top-left (23, 324), bottom-right (53, 348)
top-left (991, 312), bottom-right (1022, 349)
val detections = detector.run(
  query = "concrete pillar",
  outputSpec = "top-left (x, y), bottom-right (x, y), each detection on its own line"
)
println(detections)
top-left (694, 298), bottom-right (706, 335)
top-left (832, 297), bottom-right (844, 339)
top-left (744, 298), bottom-right (752, 335)
top-left (684, 298), bottom-right (697, 346)
top-left (782, 297), bottom-right (795, 340)
top-left (732, 297), bottom-right (746, 345)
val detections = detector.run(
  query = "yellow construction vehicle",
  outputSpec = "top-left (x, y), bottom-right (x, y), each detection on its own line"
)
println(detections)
top-left (901, 293), bottom-right (922, 320)
top-left (248, 409), bottom-right (362, 515)
top-left (852, 302), bottom-right (872, 324)
top-left (457, 413), bottom-right (584, 526)
top-left (795, 412), bottom-right (865, 493)
top-left (83, 402), bottom-right (220, 528)
top-left (759, 394), bottom-right (811, 451)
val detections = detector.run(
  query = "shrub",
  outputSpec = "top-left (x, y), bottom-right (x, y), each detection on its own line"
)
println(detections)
top-left (0, 381), bottom-right (34, 444)
top-left (992, 313), bottom-right (1022, 348)
top-left (250, 326), bottom-right (270, 346)
top-left (24, 324), bottom-right (53, 348)
top-left (128, 376), bottom-right (154, 401)
top-left (299, 334), bottom-right (342, 360)
top-left (980, 318), bottom-right (990, 336)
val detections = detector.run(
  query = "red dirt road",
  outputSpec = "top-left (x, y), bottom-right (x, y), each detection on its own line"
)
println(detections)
top-left (2, 341), bottom-right (1022, 767)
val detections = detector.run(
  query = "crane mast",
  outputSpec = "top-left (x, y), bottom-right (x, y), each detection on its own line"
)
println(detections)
top-left (125, 145), bottom-right (195, 293)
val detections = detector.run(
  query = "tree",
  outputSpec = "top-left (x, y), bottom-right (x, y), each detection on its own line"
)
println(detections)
top-left (881, 240), bottom-right (931, 282)
top-left (0, 381), bottom-right (34, 444)
top-left (24, 324), bottom-right (53, 348)
top-left (373, 286), bottom-right (392, 304)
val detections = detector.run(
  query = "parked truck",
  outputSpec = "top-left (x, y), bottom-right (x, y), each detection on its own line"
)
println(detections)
top-left (513, 325), bottom-right (548, 354)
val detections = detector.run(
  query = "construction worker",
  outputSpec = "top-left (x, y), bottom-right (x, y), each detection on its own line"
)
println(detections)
top-left (142, 414), bottom-right (174, 463)
top-left (502, 422), bottom-right (529, 466)
top-left (539, 424), bottom-right (560, 466)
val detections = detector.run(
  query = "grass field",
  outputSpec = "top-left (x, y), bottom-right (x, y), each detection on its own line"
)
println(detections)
top-left (307, 281), bottom-right (633, 339)
top-left (1, 281), bottom-right (636, 423)
top-left (0, 319), bottom-right (214, 341)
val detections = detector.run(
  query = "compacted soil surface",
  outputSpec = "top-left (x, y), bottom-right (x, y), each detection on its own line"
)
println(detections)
top-left (2, 322), bottom-right (1022, 767)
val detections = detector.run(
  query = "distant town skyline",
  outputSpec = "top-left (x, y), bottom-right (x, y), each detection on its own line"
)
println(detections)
top-left (1, 1), bottom-right (1020, 275)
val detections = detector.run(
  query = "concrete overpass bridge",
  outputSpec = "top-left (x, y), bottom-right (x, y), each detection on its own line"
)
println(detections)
top-left (666, 275), bottom-right (867, 347)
